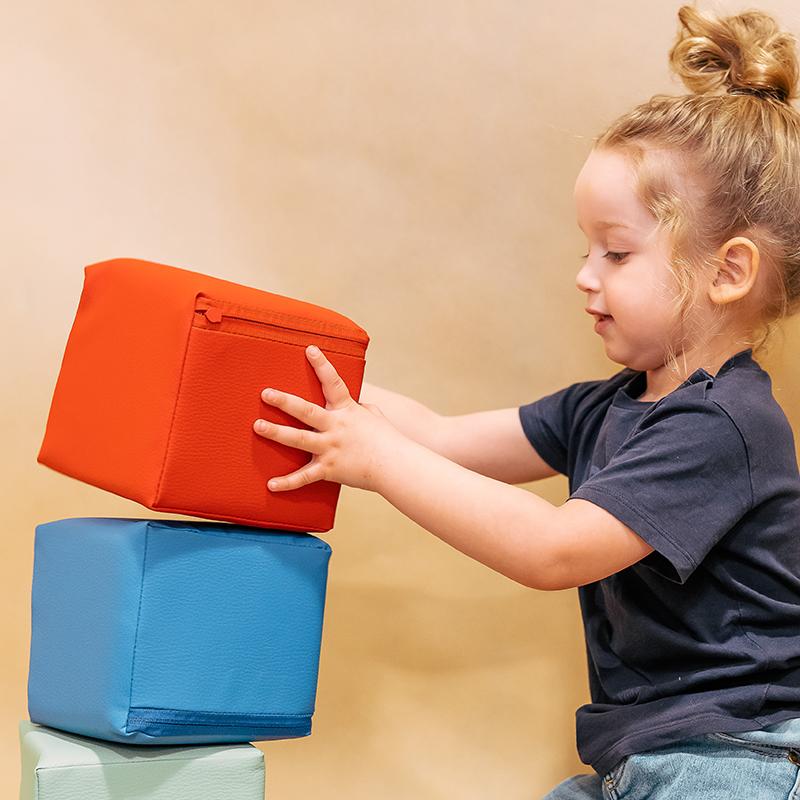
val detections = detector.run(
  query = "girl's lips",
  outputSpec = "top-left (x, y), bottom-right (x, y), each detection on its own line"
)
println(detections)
top-left (594, 314), bottom-right (613, 333)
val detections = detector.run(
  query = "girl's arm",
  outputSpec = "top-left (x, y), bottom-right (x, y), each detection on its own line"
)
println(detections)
top-left (371, 433), bottom-right (654, 590)
top-left (256, 347), bottom-right (654, 591)
top-left (435, 407), bottom-right (560, 484)
top-left (358, 381), bottom-right (444, 451)
top-left (361, 382), bottom-right (559, 484)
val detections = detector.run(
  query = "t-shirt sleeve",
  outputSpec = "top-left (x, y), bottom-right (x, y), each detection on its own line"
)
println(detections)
top-left (568, 397), bottom-right (755, 584)
top-left (518, 379), bottom-right (608, 476)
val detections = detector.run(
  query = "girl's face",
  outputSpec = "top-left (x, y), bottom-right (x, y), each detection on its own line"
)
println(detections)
top-left (573, 147), bottom-right (683, 372)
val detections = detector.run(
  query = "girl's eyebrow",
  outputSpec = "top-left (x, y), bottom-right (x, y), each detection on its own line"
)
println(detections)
top-left (577, 220), bottom-right (635, 232)
top-left (598, 220), bottom-right (633, 229)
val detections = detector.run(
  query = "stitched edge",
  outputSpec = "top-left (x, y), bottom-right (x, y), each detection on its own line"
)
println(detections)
top-left (125, 525), bottom-right (149, 734)
top-left (713, 559), bottom-right (766, 657)
top-left (146, 523), bottom-right (332, 552)
top-left (197, 293), bottom-right (366, 339)
top-left (590, 711), bottom-right (785, 769)
top-left (128, 707), bottom-right (309, 717)
top-left (127, 721), bottom-right (307, 730)
top-left (791, 763), bottom-right (800, 799)
top-left (603, 754), bottom-right (631, 792)
top-left (706, 731), bottom-right (796, 759)
top-left (517, 407), bottom-right (566, 475)
top-left (569, 483), bottom-right (696, 570)
top-left (128, 717), bottom-right (308, 726)
top-left (153, 297), bottom-right (198, 506)
top-left (709, 399), bottom-right (755, 511)
top-left (33, 753), bottom-right (262, 771)
top-left (148, 504), bottom-right (331, 532)
top-left (192, 322), bottom-right (364, 359)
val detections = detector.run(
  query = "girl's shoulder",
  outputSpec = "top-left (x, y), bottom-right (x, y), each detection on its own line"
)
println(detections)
top-left (646, 349), bottom-right (784, 433)
top-left (699, 354), bottom-right (792, 442)
top-left (653, 354), bottom-right (799, 496)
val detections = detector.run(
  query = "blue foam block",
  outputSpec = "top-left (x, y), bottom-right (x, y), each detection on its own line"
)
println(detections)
top-left (28, 517), bottom-right (332, 744)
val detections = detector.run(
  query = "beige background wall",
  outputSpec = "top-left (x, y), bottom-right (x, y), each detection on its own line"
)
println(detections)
top-left (3, 1), bottom-right (799, 798)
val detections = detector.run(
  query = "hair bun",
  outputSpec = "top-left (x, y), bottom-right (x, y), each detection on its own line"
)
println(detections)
top-left (668, 5), bottom-right (798, 104)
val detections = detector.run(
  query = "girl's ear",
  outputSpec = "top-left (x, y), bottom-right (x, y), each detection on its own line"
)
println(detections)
top-left (708, 237), bottom-right (760, 306)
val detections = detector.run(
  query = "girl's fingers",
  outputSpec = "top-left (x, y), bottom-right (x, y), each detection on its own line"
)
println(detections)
top-left (260, 386), bottom-right (328, 432)
top-left (305, 345), bottom-right (352, 408)
top-left (253, 417), bottom-right (324, 455)
top-left (255, 345), bottom-right (351, 490)
top-left (266, 461), bottom-right (326, 492)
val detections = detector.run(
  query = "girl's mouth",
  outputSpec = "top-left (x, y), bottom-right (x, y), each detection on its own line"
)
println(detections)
top-left (595, 314), bottom-right (613, 332)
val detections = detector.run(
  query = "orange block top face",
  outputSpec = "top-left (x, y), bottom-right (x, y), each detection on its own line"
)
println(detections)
top-left (37, 257), bottom-right (370, 532)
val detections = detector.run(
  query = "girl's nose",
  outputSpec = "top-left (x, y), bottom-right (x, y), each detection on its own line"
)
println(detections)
top-left (575, 259), bottom-right (601, 295)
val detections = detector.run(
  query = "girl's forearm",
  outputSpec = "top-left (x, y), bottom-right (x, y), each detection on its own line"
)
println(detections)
top-left (372, 433), bottom-right (561, 589)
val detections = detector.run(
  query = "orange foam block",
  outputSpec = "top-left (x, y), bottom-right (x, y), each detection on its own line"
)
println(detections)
top-left (37, 257), bottom-right (370, 532)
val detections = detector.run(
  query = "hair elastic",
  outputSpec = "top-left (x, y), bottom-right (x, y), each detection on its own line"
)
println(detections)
top-left (727, 85), bottom-right (788, 102)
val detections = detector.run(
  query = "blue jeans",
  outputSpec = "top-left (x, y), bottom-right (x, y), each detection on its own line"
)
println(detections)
top-left (543, 724), bottom-right (800, 799)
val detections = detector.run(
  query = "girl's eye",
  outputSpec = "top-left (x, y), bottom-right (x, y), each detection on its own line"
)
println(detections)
top-left (579, 252), bottom-right (629, 263)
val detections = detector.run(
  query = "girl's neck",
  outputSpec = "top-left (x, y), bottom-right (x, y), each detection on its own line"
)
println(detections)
top-left (636, 343), bottom-right (752, 402)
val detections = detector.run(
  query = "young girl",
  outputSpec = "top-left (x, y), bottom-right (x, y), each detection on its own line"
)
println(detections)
top-left (252, 5), bottom-right (800, 797)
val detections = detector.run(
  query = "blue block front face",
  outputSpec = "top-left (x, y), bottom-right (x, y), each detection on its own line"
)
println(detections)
top-left (28, 518), bottom-right (332, 744)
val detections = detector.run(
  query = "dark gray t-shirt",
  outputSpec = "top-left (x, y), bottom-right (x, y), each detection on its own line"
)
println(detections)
top-left (518, 348), bottom-right (800, 776)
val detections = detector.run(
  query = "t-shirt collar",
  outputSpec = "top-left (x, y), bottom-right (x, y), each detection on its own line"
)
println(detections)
top-left (615, 348), bottom-right (754, 409)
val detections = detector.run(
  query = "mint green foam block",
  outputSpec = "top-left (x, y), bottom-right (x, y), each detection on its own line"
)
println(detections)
top-left (19, 720), bottom-right (265, 800)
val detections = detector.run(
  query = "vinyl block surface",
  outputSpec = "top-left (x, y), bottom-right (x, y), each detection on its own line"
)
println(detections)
top-left (36, 257), bottom-right (369, 532)
top-left (28, 517), bottom-right (332, 744)
top-left (19, 721), bottom-right (265, 800)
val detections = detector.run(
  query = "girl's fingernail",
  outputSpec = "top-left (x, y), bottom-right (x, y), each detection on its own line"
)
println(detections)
top-left (268, 479), bottom-right (278, 490)
top-left (255, 419), bottom-right (267, 432)
top-left (308, 345), bottom-right (320, 356)
top-left (263, 388), bottom-right (275, 400)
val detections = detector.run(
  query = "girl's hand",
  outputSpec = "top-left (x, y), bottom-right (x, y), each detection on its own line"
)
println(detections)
top-left (253, 345), bottom-right (400, 493)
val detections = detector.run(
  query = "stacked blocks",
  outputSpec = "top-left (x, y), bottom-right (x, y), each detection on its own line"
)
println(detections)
top-left (24, 258), bottom-right (369, 797)
top-left (19, 721), bottom-right (265, 800)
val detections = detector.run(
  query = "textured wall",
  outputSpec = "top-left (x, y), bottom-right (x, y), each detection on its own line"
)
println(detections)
top-left (3, 1), bottom-right (799, 798)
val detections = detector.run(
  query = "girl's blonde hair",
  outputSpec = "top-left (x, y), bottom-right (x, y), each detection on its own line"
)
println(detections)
top-left (594, 4), bottom-right (800, 375)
